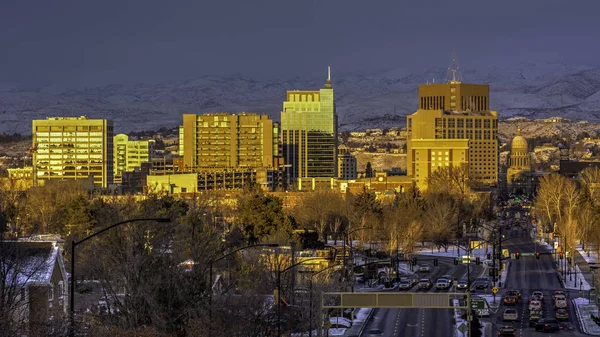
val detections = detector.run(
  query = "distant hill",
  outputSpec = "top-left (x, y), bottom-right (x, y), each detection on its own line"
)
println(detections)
top-left (2, 61), bottom-right (600, 134)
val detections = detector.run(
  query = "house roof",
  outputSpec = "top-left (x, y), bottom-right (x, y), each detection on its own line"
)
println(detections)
top-left (2, 241), bottom-right (65, 286)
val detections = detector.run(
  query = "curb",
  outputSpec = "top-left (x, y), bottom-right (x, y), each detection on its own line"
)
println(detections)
top-left (573, 299), bottom-right (587, 335)
top-left (356, 308), bottom-right (376, 337)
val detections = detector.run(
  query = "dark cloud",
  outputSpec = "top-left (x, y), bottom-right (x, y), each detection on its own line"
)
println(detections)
top-left (1, 0), bottom-right (599, 88)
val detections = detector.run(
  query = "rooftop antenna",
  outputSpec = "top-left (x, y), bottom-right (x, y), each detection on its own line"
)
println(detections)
top-left (446, 49), bottom-right (462, 84)
top-left (324, 65), bottom-right (332, 89)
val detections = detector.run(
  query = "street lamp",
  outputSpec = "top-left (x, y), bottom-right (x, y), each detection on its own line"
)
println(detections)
top-left (309, 264), bottom-right (343, 337)
top-left (277, 257), bottom-right (331, 337)
top-left (69, 217), bottom-right (171, 337)
top-left (343, 227), bottom-right (372, 292)
top-left (207, 243), bottom-right (279, 337)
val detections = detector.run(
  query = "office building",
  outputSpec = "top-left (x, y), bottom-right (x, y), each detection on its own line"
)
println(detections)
top-left (114, 134), bottom-right (153, 183)
top-left (281, 67), bottom-right (338, 179)
top-left (32, 116), bottom-right (113, 188)
top-left (179, 113), bottom-right (281, 170)
top-left (337, 145), bottom-right (357, 180)
top-left (406, 67), bottom-right (498, 190)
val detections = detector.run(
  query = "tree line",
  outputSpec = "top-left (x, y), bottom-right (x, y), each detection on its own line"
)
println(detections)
top-left (0, 169), bottom-right (493, 336)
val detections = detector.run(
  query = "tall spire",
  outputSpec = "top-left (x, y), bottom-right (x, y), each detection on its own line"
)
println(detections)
top-left (324, 65), bottom-right (332, 89)
top-left (517, 126), bottom-right (521, 136)
top-left (446, 49), bottom-right (462, 84)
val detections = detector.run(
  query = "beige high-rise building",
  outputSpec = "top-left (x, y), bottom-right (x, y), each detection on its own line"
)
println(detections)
top-left (114, 134), bottom-right (153, 183)
top-left (179, 113), bottom-right (281, 170)
top-left (407, 80), bottom-right (498, 190)
top-left (32, 116), bottom-right (113, 188)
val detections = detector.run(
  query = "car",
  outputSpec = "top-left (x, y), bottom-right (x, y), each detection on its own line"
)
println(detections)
top-left (418, 264), bottom-right (430, 272)
top-left (457, 279), bottom-right (468, 290)
top-left (474, 277), bottom-right (490, 289)
top-left (528, 294), bottom-right (542, 303)
top-left (436, 278), bottom-right (451, 290)
top-left (553, 290), bottom-right (567, 301)
top-left (554, 298), bottom-right (568, 309)
top-left (506, 290), bottom-right (521, 300)
top-left (503, 308), bottom-right (518, 321)
top-left (441, 274), bottom-right (453, 281)
top-left (535, 319), bottom-right (560, 332)
top-left (503, 295), bottom-right (517, 305)
top-left (498, 325), bottom-right (516, 336)
top-left (555, 308), bottom-right (569, 320)
top-left (532, 291), bottom-right (544, 301)
top-left (529, 312), bottom-right (543, 327)
top-left (365, 328), bottom-right (383, 337)
top-left (418, 278), bottom-right (433, 290)
top-left (529, 300), bottom-right (542, 311)
top-left (398, 280), bottom-right (412, 290)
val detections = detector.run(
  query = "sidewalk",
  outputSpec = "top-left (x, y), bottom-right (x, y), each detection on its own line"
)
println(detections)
top-left (568, 245), bottom-right (600, 335)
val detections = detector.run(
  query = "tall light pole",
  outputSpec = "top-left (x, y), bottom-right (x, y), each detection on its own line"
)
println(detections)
top-left (207, 243), bottom-right (279, 337)
top-left (309, 264), bottom-right (343, 337)
top-left (344, 227), bottom-right (372, 292)
top-left (70, 217), bottom-right (171, 337)
top-left (278, 257), bottom-right (331, 337)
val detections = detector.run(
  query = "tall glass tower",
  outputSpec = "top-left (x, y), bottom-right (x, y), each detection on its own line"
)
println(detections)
top-left (281, 67), bottom-right (338, 179)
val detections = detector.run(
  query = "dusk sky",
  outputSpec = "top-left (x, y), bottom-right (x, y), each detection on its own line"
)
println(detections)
top-left (1, 0), bottom-right (600, 88)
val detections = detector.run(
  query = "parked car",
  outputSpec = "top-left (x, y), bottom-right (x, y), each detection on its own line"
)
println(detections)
top-left (498, 325), bottom-right (516, 336)
top-left (535, 319), bottom-right (560, 332)
top-left (457, 279), bottom-right (468, 290)
top-left (436, 278), bottom-right (451, 290)
top-left (503, 308), bottom-right (518, 321)
top-left (418, 278), bottom-right (433, 290)
top-left (529, 300), bottom-right (542, 311)
top-left (418, 264), bottom-right (430, 272)
top-left (555, 308), bottom-right (569, 321)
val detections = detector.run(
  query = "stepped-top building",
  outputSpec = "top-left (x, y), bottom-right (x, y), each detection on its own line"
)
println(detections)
top-left (406, 58), bottom-right (499, 190)
top-left (280, 67), bottom-right (338, 180)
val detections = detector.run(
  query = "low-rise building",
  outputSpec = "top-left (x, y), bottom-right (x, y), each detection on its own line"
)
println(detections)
top-left (2, 240), bottom-right (68, 336)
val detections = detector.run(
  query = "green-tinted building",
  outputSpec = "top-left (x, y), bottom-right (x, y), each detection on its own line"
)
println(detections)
top-left (281, 68), bottom-right (338, 179)
top-left (113, 134), bottom-right (153, 184)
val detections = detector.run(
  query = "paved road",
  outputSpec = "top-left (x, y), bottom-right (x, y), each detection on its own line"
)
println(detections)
top-left (361, 257), bottom-right (483, 337)
top-left (488, 214), bottom-right (586, 337)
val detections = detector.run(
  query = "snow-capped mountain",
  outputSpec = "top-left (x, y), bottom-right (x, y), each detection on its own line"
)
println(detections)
top-left (1, 61), bottom-right (600, 134)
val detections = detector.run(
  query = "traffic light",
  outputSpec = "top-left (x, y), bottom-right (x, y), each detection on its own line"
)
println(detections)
top-left (454, 258), bottom-right (458, 265)
top-left (412, 257), bottom-right (417, 266)
top-left (487, 253), bottom-right (491, 260)
top-left (559, 252), bottom-right (564, 260)
top-left (475, 257), bottom-right (480, 265)
top-left (515, 252), bottom-right (520, 260)
top-left (434, 258), bottom-right (439, 266)
top-left (535, 252), bottom-right (540, 259)
top-left (489, 267), bottom-right (497, 277)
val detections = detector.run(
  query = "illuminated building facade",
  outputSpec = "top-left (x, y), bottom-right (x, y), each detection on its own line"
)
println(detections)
top-left (281, 68), bottom-right (338, 179)
top-left (32, 116), bottom-right (113, 188)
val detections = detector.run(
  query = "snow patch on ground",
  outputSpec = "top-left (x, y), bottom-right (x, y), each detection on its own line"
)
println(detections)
top-left (577, 245), bottom-right (599, 265)
top-left (558, 259), bottom-right (592, 290)
top-left (573, 297), bottom-right (600, 335)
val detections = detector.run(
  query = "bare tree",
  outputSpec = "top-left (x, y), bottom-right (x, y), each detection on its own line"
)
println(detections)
top-left (422, 193), bottom-right (457, 252)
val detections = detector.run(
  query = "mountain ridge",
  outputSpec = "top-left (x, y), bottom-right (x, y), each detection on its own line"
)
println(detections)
top-left (1, 62), bottom-right (600, 133)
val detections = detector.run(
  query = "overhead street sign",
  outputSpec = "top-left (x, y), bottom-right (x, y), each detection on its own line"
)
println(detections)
top-left (471, 298), bottom-right (486, 310)
top-left (521, 252), bottom-right (534, 257)
top-left (492, 287), bottom-right (498, 294)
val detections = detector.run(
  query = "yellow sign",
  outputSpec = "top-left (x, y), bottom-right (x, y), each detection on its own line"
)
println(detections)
top-left (502, 249), bottom-right (510, 258)
top-left (492, 287), bottom-right (498, 294)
